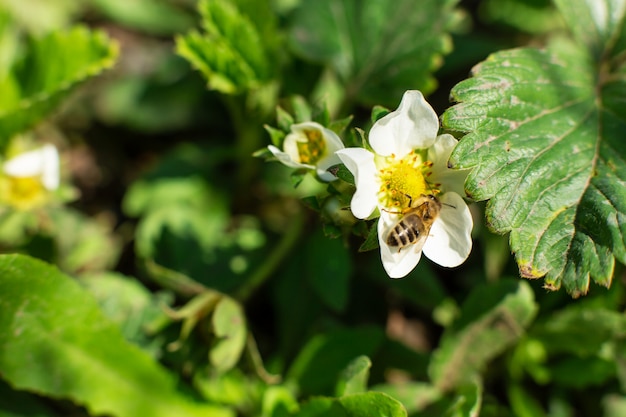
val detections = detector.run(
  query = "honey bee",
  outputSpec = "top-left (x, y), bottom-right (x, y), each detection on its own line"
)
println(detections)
top-left (385, 194), bottom-right (442, 252)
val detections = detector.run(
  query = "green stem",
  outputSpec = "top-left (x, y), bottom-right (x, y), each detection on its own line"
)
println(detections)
top-left (235, 208), bottom-right (305, 302)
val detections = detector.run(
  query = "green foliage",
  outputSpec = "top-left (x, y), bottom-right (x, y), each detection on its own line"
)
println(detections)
top-left (90, 0), bottom-right (194, 35)
top-left (0, 254), bottom-right (233, 417)
top-left (429, 280), bottom-right (538, 390)
top-left (176, 0), bottom-right (281, 94)
top-left (2, 0), bottom-right (626, 416)
top-left (210, 296), bottom-right (247, 372)
top-left (0, 25), bottom-right (118, 147)
top-left (289, 0), bottom-right (460, 107)
top-left (443, 0), bottom-right (626, 296)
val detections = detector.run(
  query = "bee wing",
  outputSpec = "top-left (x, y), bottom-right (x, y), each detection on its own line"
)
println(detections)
top-left (412, 222), bottom-right (435, 254)
top-left (411, 231), bottom-right (429, 254)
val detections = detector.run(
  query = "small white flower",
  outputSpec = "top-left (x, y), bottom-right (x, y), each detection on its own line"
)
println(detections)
top-left (336, 91), bottom-right (473, 278)
top-left (2, 144), bottom-right (60, 209)
top-left (268, 122), bottom-right (344, 182)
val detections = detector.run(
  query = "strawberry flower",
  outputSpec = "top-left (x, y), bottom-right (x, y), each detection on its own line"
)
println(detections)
top-left (1, 144), bottom-right (60, 210)
top-left (336, 91), bottom-right (473, 278)
top-left (268, 122), bottom-right (344, 182)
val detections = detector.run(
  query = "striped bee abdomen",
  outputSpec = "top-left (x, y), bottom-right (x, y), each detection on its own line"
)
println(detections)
top-left (386, 214), bottom-right (424, 247)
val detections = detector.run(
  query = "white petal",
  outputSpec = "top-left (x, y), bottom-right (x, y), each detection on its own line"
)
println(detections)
top-left (336, 148), bottom-right (378, 219)
top-left (369, 90), bottom-right (439, 158)
top-left (4, 145), bottom-right (60, 190)
top-left (40, 145), bottom-right (60, 190)
top-left (319, 126), bottom-right (345, 154)
top-left (268, 145), bottom-right (314, 170)
top-left (378, 211), bottom-right (422, 278)
top-left (316, 152), bottom-right (342, 181)
top-left (4, 147), bottom-right (47, 177)
top-left (428, 134), bottom-right (468, 197)
top-left (422, 192), bottom-right (473, 267)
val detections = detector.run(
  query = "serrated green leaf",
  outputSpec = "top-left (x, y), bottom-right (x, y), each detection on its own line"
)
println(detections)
top-left (335, 355), bottom-right (371, 396)
top-left (289, 0), bottom-right (458, 106)
top-left (210, 297), bottom-right (247, 373)
top-left (443, 29), bottom-right (626, 295)
top-left (0, 26), bottom-right (117, 145)
top-left (429, 280), bottom-right (537, 390)
top-left (176, 0), bottom-right (279, 94)
top-left (0, 254), bottom-right (233, 417)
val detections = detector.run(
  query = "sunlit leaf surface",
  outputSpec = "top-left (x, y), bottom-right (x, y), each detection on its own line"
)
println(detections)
top-left (443, 0), bottom-right (626, 295)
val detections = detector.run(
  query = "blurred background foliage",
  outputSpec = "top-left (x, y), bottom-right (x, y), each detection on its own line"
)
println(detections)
top-left (0, 0), bottom-right (625, 416)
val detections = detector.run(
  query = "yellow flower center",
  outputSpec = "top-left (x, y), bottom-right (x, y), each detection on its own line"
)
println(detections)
top-left (296, 129), bottom-right (326, 165)
top-left (377, 151), bottom-right (437, 209)
top-left (2, 176), bottom-right (47, 210)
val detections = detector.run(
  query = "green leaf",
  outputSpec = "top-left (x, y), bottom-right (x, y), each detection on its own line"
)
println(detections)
top-left (339, 392), bottom-right (407, 417)
top-left (428, 280), bottom-right (538, 390)
top-left (442, 15), bottom-right (626, 295)
top-left (479, 0), bottom-right (562, 35)
top-left (0, 378), bottom-right (55, 417)
top-left (176, 0), bottom-right (280, 94)
top-left (550, 356), bottom-right (615, 388)
top-left (531, 306), bottom-right (626, 357)
top-left (370, 382), bottom-right (442, 414)
top-left (357, 221), bottom-right (378, 252)
top-left (50, 207), bottom-right (121, 274)
top-left (210, 296), bottom-right (247, 373)
top-left (90, 0), bottom-right (194, 35)
top-left (289, 0), bottom-right (459, 106)
top-left (296, 392), bottom-right (407, 417)
top-left (553, 0), bottom-right (626, 61)
top-left (0, 26), bottom-right (118, 145)
top-left (305, 229), bottom-right (352, 313)
top-left (0, 0), bottom-right (82, 34)
top-left (287, 326), bottom-right (385, 396)
top-left (444, 379), bottom-right (482, 417)
top-left (335, 355), bottom-right (371, 396)
top-left (0, 254), bottom-right (233, 417)
top-left (81, 272), bottom-right (170, 356)
top-left (261, 385), bottom-right (299, 417)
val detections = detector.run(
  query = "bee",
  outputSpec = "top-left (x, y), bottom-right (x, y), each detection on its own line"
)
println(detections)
top-left (385, 194), bottom-right (442, 252)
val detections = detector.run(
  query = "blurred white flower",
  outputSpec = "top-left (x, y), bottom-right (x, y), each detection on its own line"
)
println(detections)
top-left (268, 122), bottom-right (344, 181)
top-left (2, 144), bottom-right (60, 209)
top-left (336, 91), bottom-right (473, 278)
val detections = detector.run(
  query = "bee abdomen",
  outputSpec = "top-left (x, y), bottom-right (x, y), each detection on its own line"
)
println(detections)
top-left (387, 217), bottom-right (421, 247)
